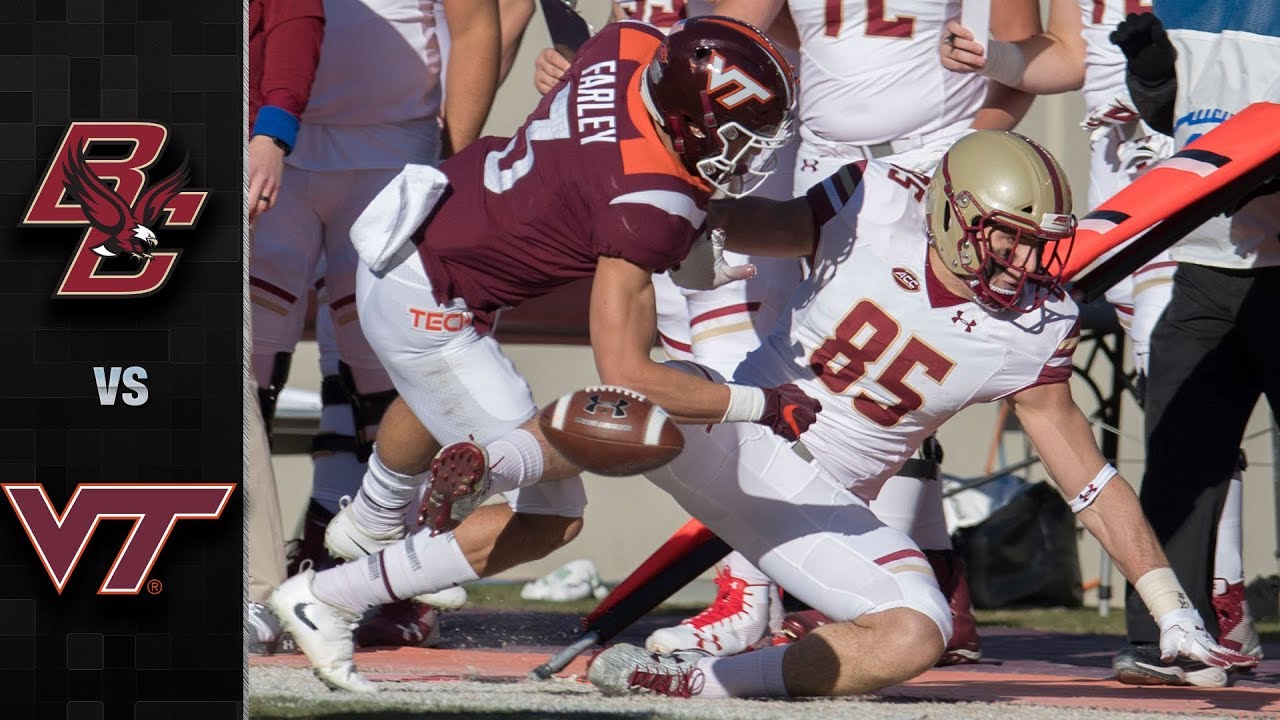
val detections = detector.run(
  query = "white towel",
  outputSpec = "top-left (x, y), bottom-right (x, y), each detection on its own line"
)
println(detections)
top-left (349, 163), bottom-right (450, 274)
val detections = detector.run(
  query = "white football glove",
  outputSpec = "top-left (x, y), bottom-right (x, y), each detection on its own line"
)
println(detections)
top-left (668, 228), bottom-right (757, 291)
top-left (1157, 607), bottom-right (1258, 670)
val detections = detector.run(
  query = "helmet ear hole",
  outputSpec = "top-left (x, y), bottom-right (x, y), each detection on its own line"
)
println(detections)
top-left (942, 203), bottom-right (952, 231)
top-left (1021, 205), bottom-right (1033, 213)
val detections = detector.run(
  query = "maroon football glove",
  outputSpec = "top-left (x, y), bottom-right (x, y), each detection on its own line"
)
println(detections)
top-left (758, 383), bottom-right (821, 441)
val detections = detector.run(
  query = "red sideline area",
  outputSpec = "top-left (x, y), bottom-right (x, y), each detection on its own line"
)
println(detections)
top-left (252, 632), bottom-right (1280, 717)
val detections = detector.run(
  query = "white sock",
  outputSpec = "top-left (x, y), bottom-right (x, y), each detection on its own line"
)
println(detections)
top-left (312, 527), bottom-right (481, 612)
top-left (486, 428), bottom-right (545, 494)
top-left (348, 447), bottom-right (425, 535)
top-left (1213, 473), bottom-right (1244, 590)
top-left (381, 523), bottom-right (480, 598)
top-left (695, 645), bottom-right (789, 698)
top-left (722, 551), bottom-right (771, 585)
top-left (311, 554), bottom-right (395, 613)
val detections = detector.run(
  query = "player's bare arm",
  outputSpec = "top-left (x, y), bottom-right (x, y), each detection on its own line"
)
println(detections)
top-left (590, 256), bottom-right (733, 423)
top-left (702, 0), bottom-right (786, 33)
top-left (971, 0), bottom-right (1041, 130)
top-left (442, 0), bottom-right (501, 153)
top-left (943, 0), bottom-right (1086, 95)
top-left (709, 195), bottom-right (816, 258)
top-left (1011, 379), bottom-right (1255, 670)
top-left (1011, 380), bottom-right (1166, 581)
top-left (498, 0), bottom-right (536, 85)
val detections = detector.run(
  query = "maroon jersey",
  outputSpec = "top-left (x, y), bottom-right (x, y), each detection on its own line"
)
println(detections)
top-left (417, 21), bottom-right (712, 334)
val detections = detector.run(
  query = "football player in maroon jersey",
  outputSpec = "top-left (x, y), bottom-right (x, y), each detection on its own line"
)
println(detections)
top-left (269, 16), bottom-right (822, 692)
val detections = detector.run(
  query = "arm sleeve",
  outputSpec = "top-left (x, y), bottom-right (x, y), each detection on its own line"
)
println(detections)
top-left (252, 0), bottom-right (325, 151)
top-left (805, 161), bottom-right (868, 231)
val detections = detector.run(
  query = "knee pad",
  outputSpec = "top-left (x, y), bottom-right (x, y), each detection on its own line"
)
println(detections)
top-left (257, 351), bottom-right (293, 441)
top-left (335, 361), bottom-right (398, 463)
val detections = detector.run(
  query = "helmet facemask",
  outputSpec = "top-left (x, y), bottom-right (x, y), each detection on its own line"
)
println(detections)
top-left (941, 184), bottom-right (1076, 313)
top-left (694, 112), bottom-right (793, 198)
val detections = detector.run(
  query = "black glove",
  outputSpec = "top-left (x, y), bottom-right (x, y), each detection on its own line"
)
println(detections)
top-left (758, 383), bottom-right (821, 441)
top-left (1110, 12), bottom-right (1176, 83)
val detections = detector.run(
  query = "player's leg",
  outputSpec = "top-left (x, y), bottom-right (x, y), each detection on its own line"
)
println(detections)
top-left (865, 446), bottom-right (979, 666)
top-left (250, 165), bottom-right (324, 433)
top-left (1211, 451), bottom-right (1261, 660)
top-left (1118, 261), bottom-right (1260, 685)
top-left (272, 251), bottom-right (585, 690)
top-left (644, 257), bottom-right (801, 656)
top-left (592, 422), bottom-right (948, 698)
top-left (1214, 267), bottom-right (1280, 661)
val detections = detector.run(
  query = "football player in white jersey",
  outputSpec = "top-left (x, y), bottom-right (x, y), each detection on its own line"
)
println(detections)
top-left (586, 129), bottom-right (1256, 700)
top-left (648, 0), bottom-right (1044, 665)
top-left (534, 4), bottom-right (808, 655)
top-left (940, 0), bottom-right (1263, 681)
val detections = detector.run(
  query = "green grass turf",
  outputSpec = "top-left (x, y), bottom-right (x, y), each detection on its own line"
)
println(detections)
top-left (464, 580), bottom-right (1280, 641)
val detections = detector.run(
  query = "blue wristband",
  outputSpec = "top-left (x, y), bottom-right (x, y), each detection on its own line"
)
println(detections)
top-left (252, 105), bottom-right (299, 153)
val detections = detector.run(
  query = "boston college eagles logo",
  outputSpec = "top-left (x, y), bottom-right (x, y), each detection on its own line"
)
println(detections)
top-left (20, 122), bottom-right (209, 298)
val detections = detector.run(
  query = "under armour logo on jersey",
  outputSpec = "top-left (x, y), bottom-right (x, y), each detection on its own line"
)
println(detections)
top-left (952, 310), bottom-right (976, 333)
top-left (706, 51), bottom-right (773, 109)
top-left (584, 395), bottom-right (630, 418)
top-left (801, 159), bottom-right (819, 173)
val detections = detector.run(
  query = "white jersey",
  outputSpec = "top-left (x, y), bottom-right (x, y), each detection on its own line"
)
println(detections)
top-left (787, 0), bottom-right (986, 146)
top-left (1160, 1), bottom-right (1280, 269)
top-left (736, 162), bottom-right (1080, 497)
top-left (1080, 0), bottom-right (1153, 113)
top-left (290, 0), bottom-right (445, 170)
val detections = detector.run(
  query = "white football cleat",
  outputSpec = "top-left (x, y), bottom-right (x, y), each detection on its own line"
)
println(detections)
top-left (268, 570), bottom-right (377, 693)
top-left (645, 566), bottom-right (781, 657)
top-left (323, 496), bottom-right (406, 562)
top-left (420, 441), bottom-right (492, 535)
top-left (588, 643), bottom-right (707, 697)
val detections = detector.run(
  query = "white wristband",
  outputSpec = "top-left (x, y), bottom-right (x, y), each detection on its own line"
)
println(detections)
top-left (981, 39), bottom-right (1028, 88)
top-left (722, 384), bottom-right (766, 423)
top-left (1068, 464), bottom-right (1118, 513)
top-left (1135, 567), bottom-right (1193, 619)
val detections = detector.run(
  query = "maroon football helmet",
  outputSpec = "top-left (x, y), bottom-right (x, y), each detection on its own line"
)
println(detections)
top-left (642, 16), bottom-right (796, 197)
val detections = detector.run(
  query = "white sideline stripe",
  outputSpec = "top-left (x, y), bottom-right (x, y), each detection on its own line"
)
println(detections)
top-left (610, 190), bottom-right (707, 227)
top-left (551, 396), bottom-right (569, 430)
top-left (1161, 157), bottom-right (1218, 178)
top-left (1077, 218), bottom-right (1119, 233)
top-left (643, 407), bottom-right (667, 446)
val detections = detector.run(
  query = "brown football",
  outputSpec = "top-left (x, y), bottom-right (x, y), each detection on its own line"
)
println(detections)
top-left (538, 386), bottom-right (684, 476)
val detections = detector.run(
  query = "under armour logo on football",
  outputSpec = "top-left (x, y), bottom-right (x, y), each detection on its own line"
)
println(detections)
top-left (952, 311), bottom-right (976, 333)
top-left (584, 395), bottom-right (630, 418)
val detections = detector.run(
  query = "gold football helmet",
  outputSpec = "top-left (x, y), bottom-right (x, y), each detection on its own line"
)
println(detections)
top-left (925, 130), bottom-right (1077, 312)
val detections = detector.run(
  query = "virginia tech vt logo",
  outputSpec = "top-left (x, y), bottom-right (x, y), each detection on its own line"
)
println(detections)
top-left (20, 122), bottom-right (209, 298)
